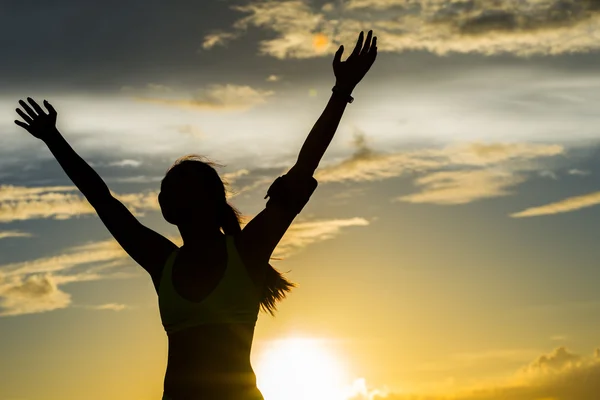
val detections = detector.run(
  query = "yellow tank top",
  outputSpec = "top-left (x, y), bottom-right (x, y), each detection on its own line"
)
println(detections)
top-left (158, 235), bottom-right (261, 334)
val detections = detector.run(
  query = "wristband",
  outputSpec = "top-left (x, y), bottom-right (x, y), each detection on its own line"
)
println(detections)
top-left (332, 86), bottom-right (354, 103)
top-left (264, 175), bottom-right (318, 215)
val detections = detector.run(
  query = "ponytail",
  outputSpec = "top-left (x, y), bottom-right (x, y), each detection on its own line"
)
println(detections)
top-left (220, 201), bottom-right (242, 235)
top-left (220, 201), bottom-right (296, 316)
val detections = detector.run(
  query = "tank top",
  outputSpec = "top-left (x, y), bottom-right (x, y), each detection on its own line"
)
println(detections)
top-left (158, 235), bottom-right (261, 334)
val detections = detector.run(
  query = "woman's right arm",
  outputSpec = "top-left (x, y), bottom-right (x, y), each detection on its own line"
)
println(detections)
top-left (15, 98), bottom-right (177, 280)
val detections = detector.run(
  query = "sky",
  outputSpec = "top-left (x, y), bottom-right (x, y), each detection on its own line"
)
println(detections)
top-left (2, 0), bottom-right (600, 399)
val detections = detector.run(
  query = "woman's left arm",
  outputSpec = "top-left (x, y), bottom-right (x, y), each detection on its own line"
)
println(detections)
top-left (290, 30), bottom-right (378, 177)
top-left (240, 31), bottom-right (378, 266)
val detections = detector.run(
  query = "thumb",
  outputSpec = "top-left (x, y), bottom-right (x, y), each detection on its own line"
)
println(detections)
top-left (333, 45), bottom-right (343, 66)
top-left (44, 100), bottom-right (57, 115)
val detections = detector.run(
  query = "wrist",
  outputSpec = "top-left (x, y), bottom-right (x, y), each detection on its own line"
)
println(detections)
top-left (334, 82), bottom-right (356, 93)
top-left (332, 85), bottom-right (354, 103)
top-left (42, 128), bottom-right (63, 144)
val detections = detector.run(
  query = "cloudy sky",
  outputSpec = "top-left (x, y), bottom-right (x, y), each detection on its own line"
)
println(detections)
top-left (2, 0), bottom-right (600, 399)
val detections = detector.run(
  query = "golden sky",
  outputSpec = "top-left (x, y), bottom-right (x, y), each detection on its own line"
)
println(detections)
top-left (2, 1), bottom-right (600, 399)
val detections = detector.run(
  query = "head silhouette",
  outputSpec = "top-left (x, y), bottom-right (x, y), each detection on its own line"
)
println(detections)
top-left (159, 155), bottom-right (229, 230)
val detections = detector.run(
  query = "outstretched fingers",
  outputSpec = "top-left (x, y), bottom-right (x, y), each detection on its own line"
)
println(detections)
top-left (18, 99), bottom-right (37, 119)
top-left (27, 97), bottom-right (46, 116)
top-left (44, 100), bottom-right (57, 115)
top-left (351, 31), bottom-right (364, 57)
top-left (16, 108), bottom-right (33, 124)
top-left (369, 36), bottom-right (377, 59)
top-left (360, 30), bottom-right (373, 56)
top-left (14, 120), bottom-right (30, 130)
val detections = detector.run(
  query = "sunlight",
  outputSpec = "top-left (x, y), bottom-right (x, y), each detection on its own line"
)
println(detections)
top-left (313, 33), bottom-right (330, 52)
top-left (256, 337), bottom-right (350, 400)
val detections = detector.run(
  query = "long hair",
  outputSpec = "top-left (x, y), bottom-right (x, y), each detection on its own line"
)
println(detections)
top-left (160, 154), bottom-right (295, 316)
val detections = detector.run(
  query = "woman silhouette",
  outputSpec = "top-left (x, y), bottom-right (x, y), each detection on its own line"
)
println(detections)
top-left (14, 30), bottom-right (377, 400)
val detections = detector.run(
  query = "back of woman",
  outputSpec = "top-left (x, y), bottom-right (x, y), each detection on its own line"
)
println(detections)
top-left (163, 323), bottom-right (262, 399)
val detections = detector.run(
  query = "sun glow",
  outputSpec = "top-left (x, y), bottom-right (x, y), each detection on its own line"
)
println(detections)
top-left (256, 337), bottom-right (350, 400)
top-left (313, 33), bottom-right (329, 51)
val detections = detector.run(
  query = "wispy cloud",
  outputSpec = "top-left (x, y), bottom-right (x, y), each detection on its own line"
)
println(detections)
top-left (398, 169), bottom-right (527, 205)
top-left (204, 0), bottom-right (600, 59)
top-left (108, 159), bottom-right (142, 168)
top-left (135, 84), bottom-right (275, 111)
top-left (90, 159), bottom-right (143, 168)
top-left (0, 239), bottom-right (133, 316)
top-left (315, 134), bottom-right (441, 183)
top-left (539, 170), bottom-right (558, 180)
top-left (107, 176), bottom-right (163, 184)
top-left (83, 303), bottom-right (128, 311)
top-left (201, 31), bottom-right (240, 49)
top-left (221, 169), bottom-right (268, 199)
top-left (223, 169), bottom-right (251, 184)
top-left (0, 186), bottom-right (95, 222)
top-left (511, 191), bottom-right (600, 218)
top-left (273, 217), bottom-right (370, 258)
top-left (317, 136), bottom-right (563, 183)
top-left (0, 239), bottom-right (128, 278)
top-left (568, 168), bottom-right (591, 176)
top-left (0, 185), bottom-right (75, 202)
top-left (229, 176), bottom-right (274, 199)
top-left (315, 133), bottom-right (563, 205)
top-left (0, 231), bottom-right (32, 239)
top-left (0, 185), bottom-right (159, 223)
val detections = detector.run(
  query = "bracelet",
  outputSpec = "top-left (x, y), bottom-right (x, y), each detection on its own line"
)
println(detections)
top-left (332, 86), bottom-right (354, 103)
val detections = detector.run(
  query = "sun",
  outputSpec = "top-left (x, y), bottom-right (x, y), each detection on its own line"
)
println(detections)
top-left (313, 33), bottom-right (329, 52)
top-left (255, 337), bottom-right (350, 400)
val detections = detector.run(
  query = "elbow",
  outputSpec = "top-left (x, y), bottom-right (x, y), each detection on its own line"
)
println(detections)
top-left (86, 187), bottom-right (115, 209)
top-left (289, 162), bottom-right (316, 178)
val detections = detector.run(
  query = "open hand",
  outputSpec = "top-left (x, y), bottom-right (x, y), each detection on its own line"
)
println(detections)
top-left (333, 30), bottom-right (377, 90)
top-left (15, 98), bottom-right (58, 140)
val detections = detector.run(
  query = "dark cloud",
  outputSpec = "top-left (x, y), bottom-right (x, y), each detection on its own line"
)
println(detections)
top-left (0, 0), bottom-right (251, 91)
top-left (211, 0), bottom-right (600, 58)
top-left (2, 0), bottom-right (600, 95)
top-left (4, 274), bottom-right (55, 298)
top-left (459, 9), bottom-right (518, 35)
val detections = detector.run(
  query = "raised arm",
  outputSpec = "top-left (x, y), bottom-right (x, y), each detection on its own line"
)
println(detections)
top-left (14, 98), bottom-right (176, 285)
top-left (240, 31), bottom-right (378, 269)
top-left (290, 30), bottom-right (378, 177)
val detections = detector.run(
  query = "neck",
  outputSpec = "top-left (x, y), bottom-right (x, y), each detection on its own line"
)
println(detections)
top-left (178, 224), bottom-right (225, 247)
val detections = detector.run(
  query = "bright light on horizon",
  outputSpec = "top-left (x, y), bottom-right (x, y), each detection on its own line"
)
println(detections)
top-left (255, 337), bottom-right (352, 400)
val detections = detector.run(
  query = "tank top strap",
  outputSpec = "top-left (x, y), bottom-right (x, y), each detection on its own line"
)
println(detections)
top-left (224, 234), bottom-right (259, 296)
top-left (159, 248), bottom-right (180, 290)
top-left (225, 234), bottom-right (245, 272)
